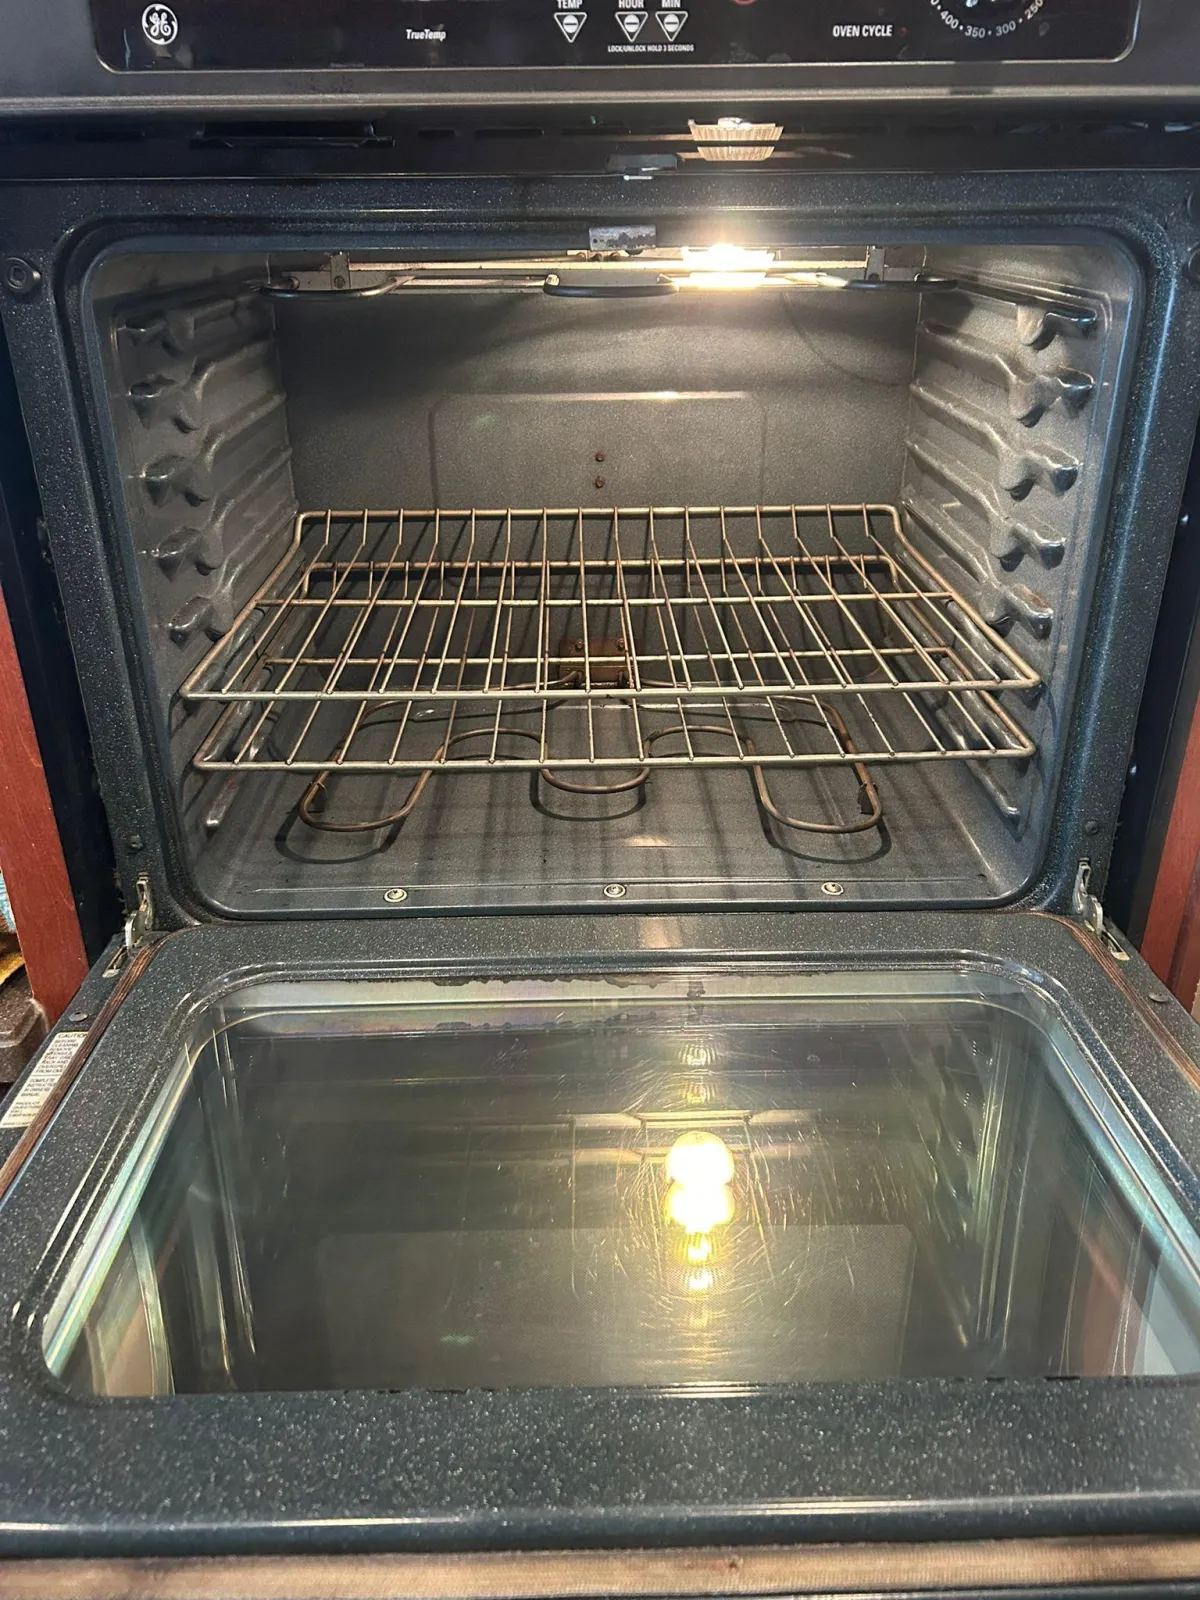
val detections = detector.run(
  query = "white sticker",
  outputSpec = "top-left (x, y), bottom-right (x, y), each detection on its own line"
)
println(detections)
top-left (0, 1032), bottom-right (89, 1131)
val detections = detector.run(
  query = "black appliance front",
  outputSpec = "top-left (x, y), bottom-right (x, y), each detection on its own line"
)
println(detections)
top-left (3, 159), bottom-right (1200, 1575)
top-left (92, 0), bottom-right (1136, 73)
top-left (7, 0), bottom-right (1200, 119)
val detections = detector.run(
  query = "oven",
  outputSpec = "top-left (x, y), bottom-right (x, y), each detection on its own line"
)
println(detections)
top-left (4, 0), bottom-right (1200, 1588)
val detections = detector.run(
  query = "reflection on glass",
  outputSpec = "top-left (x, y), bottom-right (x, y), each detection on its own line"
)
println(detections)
top-left (665, 1130), bottom-right (736, 1237)
top-left (43, 972), bottom-right (1200, 1397)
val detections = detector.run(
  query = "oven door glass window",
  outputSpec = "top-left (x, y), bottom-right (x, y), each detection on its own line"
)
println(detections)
top-left (43, 972), bottom-right (1200, 1396)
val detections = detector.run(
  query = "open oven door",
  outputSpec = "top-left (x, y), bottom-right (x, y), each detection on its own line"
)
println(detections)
top-left (3, 908), bottom-right (1200, 1587)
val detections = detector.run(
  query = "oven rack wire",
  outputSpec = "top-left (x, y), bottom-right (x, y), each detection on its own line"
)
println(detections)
top-left (183, 504), bottom-right (1041, 778)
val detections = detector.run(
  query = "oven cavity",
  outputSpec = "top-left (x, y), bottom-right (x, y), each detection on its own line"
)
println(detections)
top-left (87, 238), bottom-right (1132, 913)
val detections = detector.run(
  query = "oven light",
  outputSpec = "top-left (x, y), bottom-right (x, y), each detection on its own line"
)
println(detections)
top-left (682, 245), bottom-right (775, 289)
top-left (665, 1130), bottom-right (735, 1187)
top-left (667, 1180), bottom-right (735, 1234)
top-left (664, 1131), bottom-right (736, 1234)
top-left (678, 1039), bottom-right (716, 1071)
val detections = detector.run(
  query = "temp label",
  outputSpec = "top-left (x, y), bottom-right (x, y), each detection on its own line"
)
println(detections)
top-left (0, 1032), bottom-right (88, 1131)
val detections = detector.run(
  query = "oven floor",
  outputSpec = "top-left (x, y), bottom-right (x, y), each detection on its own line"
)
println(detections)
top-left (189, 756), bottom-right (1004, 913)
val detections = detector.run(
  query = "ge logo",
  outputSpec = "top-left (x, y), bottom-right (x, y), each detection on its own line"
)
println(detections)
top-left (141, 3), bottom-right (178, 44)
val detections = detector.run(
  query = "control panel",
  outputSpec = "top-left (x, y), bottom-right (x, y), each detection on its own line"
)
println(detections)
top-left (93, 0), bottom-right (1137, 71)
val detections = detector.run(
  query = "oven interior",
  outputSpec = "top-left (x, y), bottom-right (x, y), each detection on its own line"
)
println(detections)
top-left (45, 972), bottom-right (1200, 1398)
top-left (86, 238), bottom-right (1136, 914)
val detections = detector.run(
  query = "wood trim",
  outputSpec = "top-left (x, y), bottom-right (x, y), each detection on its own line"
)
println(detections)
top-left (1168, 842), bottom-right (1200, 1006)
top-left (1141, 671), bottom-right (1200, 1003)
top-left (4, 1539), bottom-right (1200, 1600)
top-left (0, 578), bottom-right (87, 1025)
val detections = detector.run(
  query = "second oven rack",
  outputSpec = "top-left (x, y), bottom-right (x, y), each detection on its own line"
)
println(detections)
top-left (183, 504), bottom-right (1041, 777)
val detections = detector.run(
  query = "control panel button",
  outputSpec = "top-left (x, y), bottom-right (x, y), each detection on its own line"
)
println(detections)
top-left (555, 11), bottom-right (585, 39)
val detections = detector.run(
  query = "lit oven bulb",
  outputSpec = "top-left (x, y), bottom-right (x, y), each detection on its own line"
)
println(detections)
top-left (665, 1130), bottom-right (735, 1187)
top-left (664, 1131), bottom-right (735, 1234)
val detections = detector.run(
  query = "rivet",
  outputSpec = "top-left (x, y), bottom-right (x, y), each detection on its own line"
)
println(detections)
top-left (67, 1011), bottom-right (90, 1024)
top-left (594, 451), bottom-right (606, 463)
top-left (594, 476), bottom-right (607, 489)
top-left (127, 834), bottom-right (145, 853)
top-left (1083, 819), bottom-right (1100, 837)
top-left (603, 882), bottom-right (627, 899)
top-left (821, 881), bottom-right (845, 897)
top-left (1148, 993), bottom-right (1171, 1006)
top-left (383, 887), bottom-right (409, 904)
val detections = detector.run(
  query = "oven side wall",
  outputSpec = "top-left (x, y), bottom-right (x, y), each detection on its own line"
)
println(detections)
top-left (86, 254), bottom-right (299, 870)
top-left (898, 243), bottom-right (1137, 908)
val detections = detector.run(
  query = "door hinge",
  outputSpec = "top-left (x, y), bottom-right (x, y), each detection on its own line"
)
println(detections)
top-left (105, 874), bottom-right (156, 977)
top-left (124, 873), bottom-right (155, 955)
top-left (1073, 859), bottom-right (1130, 962)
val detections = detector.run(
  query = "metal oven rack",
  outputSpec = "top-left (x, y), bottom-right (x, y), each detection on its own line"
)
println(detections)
top-left (182, 504), bottom-right (1040, 801)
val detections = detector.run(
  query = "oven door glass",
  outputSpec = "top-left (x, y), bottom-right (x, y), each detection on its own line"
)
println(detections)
top-left (44, 971), bottom-right (1200, 1396)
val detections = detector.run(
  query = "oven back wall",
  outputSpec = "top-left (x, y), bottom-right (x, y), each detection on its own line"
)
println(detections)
top-left (276, 291), bottom-right (914, 511)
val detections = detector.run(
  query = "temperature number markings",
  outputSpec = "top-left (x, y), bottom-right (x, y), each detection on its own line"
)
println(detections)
top-left (929, 0), bottom-right (1044, 36)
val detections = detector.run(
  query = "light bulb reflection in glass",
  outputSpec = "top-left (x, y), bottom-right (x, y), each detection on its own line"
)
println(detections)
top-left (664, 1131), bottom-right (736, 1292)
top-left (665, 1130), bottom-right (735, 1188)
top-left (666, 1175), bottom-right (735, 1233)
top-left (678, 1038), bottom-right (717, 1073)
